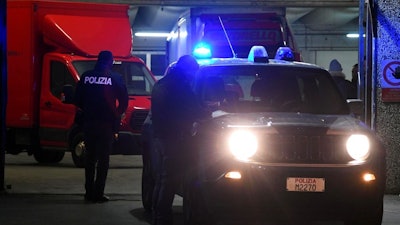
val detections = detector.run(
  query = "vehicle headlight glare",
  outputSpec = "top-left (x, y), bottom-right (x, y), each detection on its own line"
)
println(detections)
top-left (346, 134), bottom-right (370, 161)
top-left (228, 130), bottom-right (258, 159)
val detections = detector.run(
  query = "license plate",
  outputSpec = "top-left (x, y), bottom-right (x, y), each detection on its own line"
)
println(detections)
top-left (286, 177), bottom-right (325, 192)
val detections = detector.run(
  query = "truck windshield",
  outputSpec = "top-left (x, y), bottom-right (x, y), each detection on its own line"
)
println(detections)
top-left (200, 14), bottom-right (286, 58)
top-left (195, 65), bottom-right (349, 115)
top-left (73, 61), bottom-right (155, 96)
top-left (203, 29), bottom-right (284, 58)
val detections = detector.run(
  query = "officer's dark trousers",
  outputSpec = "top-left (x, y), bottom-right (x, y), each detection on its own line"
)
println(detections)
top-left (152, 137), bottom-right (185, 225)
top-left (84, 123), bottom-right (114, 199)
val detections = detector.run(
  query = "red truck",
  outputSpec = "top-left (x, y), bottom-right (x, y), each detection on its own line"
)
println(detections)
top-left (6, 0), bottom-right (156, 167)
top-left (167, 7), bottom-right (301, 64)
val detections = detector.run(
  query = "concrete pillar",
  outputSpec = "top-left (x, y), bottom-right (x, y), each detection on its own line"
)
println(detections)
top-left (1, 0), bottom-right (6, 191)
top-left (375, 0), bottom-right (400, 193)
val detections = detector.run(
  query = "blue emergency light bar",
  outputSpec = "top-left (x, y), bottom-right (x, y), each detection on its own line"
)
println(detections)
top-left (274, 46), bottom-right (295, 61)
top-left (247, 45), bottom-right (269, 63)
top-left (193, 43), bottom-right (295, 63)
top-left (193, 42), bottom-right (212, 59)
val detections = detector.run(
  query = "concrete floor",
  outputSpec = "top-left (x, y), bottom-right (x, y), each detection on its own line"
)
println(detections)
top-left (1, 153), bottom-right (400, 225)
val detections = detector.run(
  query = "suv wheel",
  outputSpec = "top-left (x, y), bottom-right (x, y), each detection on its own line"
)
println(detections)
top-left (183, 178), bottom-right (214, 225)
top-left (344, 201), bottom-right (383, 225)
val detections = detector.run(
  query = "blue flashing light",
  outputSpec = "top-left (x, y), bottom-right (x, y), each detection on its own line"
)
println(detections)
top-left (193, 42), bottom-right (212, 59)
top-left (275, 47), bottom-right (295, 61)
top-left (248, 46), bottom-right (268, 63)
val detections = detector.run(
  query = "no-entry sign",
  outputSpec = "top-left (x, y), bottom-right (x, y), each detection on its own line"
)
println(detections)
top-left (381, 60), bottom-right (400, 102)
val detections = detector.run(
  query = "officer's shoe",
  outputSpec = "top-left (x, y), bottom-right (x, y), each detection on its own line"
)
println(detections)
top-left (84, 194), bottom-right (95, 203)
top-left (95, 195), bottom-right (110, 203)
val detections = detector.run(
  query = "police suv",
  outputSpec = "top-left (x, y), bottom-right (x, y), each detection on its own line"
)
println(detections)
top-left (141, 46), bottom-right (386, 225)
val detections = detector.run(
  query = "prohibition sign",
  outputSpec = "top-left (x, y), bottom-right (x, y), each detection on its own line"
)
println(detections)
top-left (383, 61), bottom-right (400, 86)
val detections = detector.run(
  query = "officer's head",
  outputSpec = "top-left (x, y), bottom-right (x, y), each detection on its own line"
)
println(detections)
top-left (95, 50), bottom-right (114, 71)
top-left (174, 55), bottom-right (199, 83)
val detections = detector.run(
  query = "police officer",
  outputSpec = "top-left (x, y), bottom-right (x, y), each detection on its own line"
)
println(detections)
top-left (74, 50), bottom-right (128, 203)
top-left (150, 55), bottom-right (209, 225)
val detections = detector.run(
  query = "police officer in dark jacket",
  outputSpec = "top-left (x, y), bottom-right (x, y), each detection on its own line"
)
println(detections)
top-left (151, 55), bottom-right (209, 225)
top-left (74, 50), bottom-right (128, 203)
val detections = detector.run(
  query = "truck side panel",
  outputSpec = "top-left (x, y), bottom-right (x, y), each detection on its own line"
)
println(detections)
top-left (7, 2), bottom-right (40, 128)
top-left (167, 13), bottom-right (191, 66)
top-left (41, 12), bottom-right (132, 57)
top-left (10, 0), bottom-right (132, 57)
top-left (38, 0), bottom-right (132, 57)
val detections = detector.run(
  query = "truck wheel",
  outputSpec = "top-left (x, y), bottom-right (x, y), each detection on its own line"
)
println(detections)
top-left (33, 150), bottom-right (65, 163)
top-left (71, 133), bottom-right (86, 168)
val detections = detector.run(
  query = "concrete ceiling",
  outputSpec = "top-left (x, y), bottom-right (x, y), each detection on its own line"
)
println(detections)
top-left (128, 5), bottom-right (360, 32)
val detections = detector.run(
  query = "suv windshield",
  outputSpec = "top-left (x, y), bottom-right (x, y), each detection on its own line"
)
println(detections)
top-left (73, 60), bottom-right (155, 96)
top-left (195, 65), bottom-right (349, 114)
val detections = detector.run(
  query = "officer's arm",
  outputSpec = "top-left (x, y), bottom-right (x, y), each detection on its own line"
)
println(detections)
top-left (116, 76), bottom-right (129, 115)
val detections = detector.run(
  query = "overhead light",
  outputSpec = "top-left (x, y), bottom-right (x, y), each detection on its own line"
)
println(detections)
top-left (134, 32), bottom-right (170, 38)
top-left (346, 33), bottom-right (366, 38)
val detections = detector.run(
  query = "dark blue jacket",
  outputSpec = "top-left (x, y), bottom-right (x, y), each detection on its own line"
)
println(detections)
top-left (151, 68), bottom-right (208, 138)
top-left (74, 68), bottom-right (128, 129)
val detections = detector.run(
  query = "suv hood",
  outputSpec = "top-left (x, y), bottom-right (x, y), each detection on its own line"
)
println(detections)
top-left (209, 110), bottom-right (368, 132)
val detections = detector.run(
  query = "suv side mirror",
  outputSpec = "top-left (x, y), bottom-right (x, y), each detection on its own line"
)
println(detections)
top-left (347, 99), bottom-right (363, 119)
top-left (62, 84), bottom-right (74, 104)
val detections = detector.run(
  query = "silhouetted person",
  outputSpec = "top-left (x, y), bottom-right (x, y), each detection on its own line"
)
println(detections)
top-left (329, 59), bottom-right (355, 99)
top-left (150, 55), bottom-right (209, 225)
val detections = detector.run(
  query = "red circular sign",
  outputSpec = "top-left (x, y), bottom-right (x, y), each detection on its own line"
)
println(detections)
top-left (383, 61), bottom-right (400, 86)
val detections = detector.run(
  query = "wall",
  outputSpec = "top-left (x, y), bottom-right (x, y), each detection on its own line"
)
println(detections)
top-left (132, 50), bottom-right (167, 78)
top-left (375, 0), bottom-right (400, 194)
top-left (302, 50), bottom-right (358, 81)
top-left (294, 28), bottom-right (359, 81)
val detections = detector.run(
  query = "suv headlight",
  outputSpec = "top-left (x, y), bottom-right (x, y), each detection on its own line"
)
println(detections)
top-left (346, 134), bottom-right (370, 161)
top-left (228, 130), bottom-right (258, 160)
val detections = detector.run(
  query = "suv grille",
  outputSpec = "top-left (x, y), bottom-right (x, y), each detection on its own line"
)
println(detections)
top-left (130, 109), bottom-right (149, 131)
top-left (255, 134), bottom-right (352, 164)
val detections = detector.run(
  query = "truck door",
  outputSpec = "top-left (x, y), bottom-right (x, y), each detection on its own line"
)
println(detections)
top-left (39, 54), bottom-right (77, 149)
